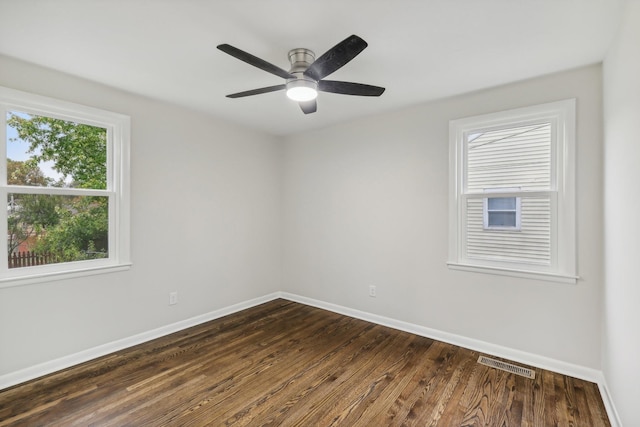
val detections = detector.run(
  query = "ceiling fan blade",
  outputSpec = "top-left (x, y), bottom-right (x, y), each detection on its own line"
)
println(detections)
top-left (299, 100), bottom-right (317, 114)
top-left (226, 84), bottom-right (286, 98)
top-left (217, 44), bottom-right (295, 80)
top-left (318, 80), bottom-right (385, 96)
top-left (304, 35), bottom-right (368, 81)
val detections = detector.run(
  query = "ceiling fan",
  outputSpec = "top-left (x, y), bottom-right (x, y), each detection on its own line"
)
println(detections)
top-left (217, 35), bottom-right (385, 114)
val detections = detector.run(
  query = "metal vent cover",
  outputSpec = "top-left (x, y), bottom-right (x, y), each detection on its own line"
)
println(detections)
top-left (477, 356), bottom-right (536, 379)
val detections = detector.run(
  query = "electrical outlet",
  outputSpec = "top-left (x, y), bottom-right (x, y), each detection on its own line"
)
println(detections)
top-left (369, 285), bottom-right (376, 297)
top-left (169, 291), bottom-right (178, 305)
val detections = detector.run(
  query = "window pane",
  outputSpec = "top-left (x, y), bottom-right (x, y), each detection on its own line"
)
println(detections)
top-left (466, 123), bottom-right (551, 192)
top-left (7, 194), bottom-right (108, 268)
top-left (6, 111), bottom-right (107, 189)
top-left (488, 211), bottom-right (516, 227)
top-left (488, 197), bottom-right (516, 210)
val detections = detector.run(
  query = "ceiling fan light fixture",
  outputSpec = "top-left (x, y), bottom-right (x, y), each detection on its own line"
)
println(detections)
top-left (218, 35), bottom-right (385, 114)
top-left (286, 79), bottom-right (318, 102)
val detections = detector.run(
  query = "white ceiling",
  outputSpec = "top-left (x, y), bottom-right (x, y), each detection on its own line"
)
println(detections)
top-left (0, 0), bottom-right (623, 136)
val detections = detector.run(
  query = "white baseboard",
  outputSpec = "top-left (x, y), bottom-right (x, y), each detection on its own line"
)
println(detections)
top-left (0, 293), bottom-right (281, 391)
top-left (597, 377), bottom-right (623, 427)
top-left (0, 291), bottom-right (621, 426)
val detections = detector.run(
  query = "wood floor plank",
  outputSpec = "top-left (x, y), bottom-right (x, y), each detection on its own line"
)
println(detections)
top-left (277, 325), bottom-right (405, 425)
top-left (230, 321), bottom-right (387, 425)
top-left (356, 337), bottom-right (436, 424)
top-left (0, 300), bottom-right (611, 426)
top-left (375, 340), bottom-right (450, 424)
top-left (313, 331), bottom-right (420, 426)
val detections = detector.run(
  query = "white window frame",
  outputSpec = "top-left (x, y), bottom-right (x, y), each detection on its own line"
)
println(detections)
top-left (483, 193), bottom-right (521, 231)
top-left (0, 86), bottom-right (131, 288)
top-left (448, 99), bottom-right (577, 284)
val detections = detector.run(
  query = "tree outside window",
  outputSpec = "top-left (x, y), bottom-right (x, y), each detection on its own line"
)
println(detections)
top-left (6, 112), bottom-right (108, 267)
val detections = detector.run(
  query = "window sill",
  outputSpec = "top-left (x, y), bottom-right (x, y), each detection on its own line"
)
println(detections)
top-left (0, 263), bottom-right (132, 289)
top-left (446, 262), bottom-right (578, 284)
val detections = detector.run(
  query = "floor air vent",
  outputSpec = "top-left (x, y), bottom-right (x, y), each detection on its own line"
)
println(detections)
top-left (477, 356), bottom-right (536, 379)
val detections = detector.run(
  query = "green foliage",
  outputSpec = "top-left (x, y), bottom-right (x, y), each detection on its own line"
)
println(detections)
top-left (6, 160), bottom-right (60, 253)
top-left (7, 194), bottom-right (61, 254)
top-left (7, 158), bottom-right (50, 186)
top-left (7, 113), bottom-right (107, 189)
top-left (6, 114), bottom-right (109, 264)
top-left (34, 197), bottom-right (108, 262)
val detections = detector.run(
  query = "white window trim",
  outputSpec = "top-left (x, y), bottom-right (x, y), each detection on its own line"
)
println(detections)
top-left (448, 99), bottom-right (577, 284)
top-left (0, 86), bottom-right (131, 288)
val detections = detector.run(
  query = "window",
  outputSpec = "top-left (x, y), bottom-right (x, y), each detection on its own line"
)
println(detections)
top-left (1, 86), bottom-right (130, 286)
top-left (483, 194), bottom-right (521, 230)
top-left (448, 100), bottom-right (576, 283)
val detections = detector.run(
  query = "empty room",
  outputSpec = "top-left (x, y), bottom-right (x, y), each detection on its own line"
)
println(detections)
top-left (0, 1), bottom-right (638, 426)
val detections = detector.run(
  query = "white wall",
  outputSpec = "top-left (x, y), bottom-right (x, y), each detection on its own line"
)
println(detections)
top-left (282, 65), bottom-right (604, 369)
top-left (603, 1), bottom-right (640, 425)
top-left (0, 55), bottom-right (282, 376)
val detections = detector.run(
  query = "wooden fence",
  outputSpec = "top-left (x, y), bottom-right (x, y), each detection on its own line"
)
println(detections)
top-left (8, 251), bottom-right (57, 269)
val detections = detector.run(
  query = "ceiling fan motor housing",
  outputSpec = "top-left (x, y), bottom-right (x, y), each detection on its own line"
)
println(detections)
top-left (288, 48), bottom-right (315, 75)
top-left (287, 48), bottom-right (318, 92)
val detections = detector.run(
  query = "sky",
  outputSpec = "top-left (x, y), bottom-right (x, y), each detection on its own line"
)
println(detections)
top-left (6, 111), bottom-right (65, 184)
top-left (6, 124), bottom-right (27, 161)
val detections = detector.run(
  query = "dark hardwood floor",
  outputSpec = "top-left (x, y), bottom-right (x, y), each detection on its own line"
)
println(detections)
top-left (0, 299), bottom-right (610, 426)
